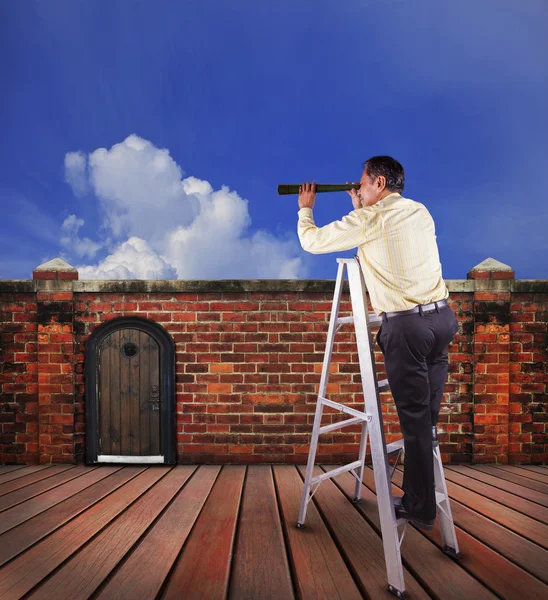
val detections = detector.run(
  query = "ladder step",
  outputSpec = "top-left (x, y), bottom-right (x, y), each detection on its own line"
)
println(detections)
top-left (377, 378), bottom-right (389, 392)
top-left (386, 438), bottom-right (404, 457)
top-left (336, 316), bottom-right (354, 325)
top-left (319, 397), bottom-right (371, 422)
top-left (319, 416), bottom-right (364, 435)
top-left (436, 491), bottom-right (447, 504)
top-left (311, 460), bottom-right (362, 485)
top-left (335, 313), bottom-right (382, 327)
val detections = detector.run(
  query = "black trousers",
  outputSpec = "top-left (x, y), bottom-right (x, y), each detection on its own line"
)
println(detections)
top-left (377, 304), bottom-right (458, 520)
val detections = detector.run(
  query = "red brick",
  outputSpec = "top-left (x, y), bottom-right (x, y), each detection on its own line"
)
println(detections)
top-left (113, 302), bottom-right (138, 311)
top-left (229, 445), bottom-right (253, 454)
top-left (33, 271), bottom-right (56, 280)
top-left (51, 292), bottom-right (73, 301)
top-left (88, 302), bottom-right (112, 312)
top-left (207, 383), bottom-right (232, 394)
top-left (58, 271), bottom-right (78, 280)
top-left (469, 270), bottom-right (490, 279)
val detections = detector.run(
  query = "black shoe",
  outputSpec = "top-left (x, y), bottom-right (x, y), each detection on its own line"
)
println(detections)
top-left (393, 497), bottom-right (435, 531)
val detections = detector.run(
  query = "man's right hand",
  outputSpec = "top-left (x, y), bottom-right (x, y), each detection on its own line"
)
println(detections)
top-left (346, 182), bottom-right (363, 210)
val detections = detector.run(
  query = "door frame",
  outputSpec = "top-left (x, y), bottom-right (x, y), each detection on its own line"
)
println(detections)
top-left (85, 316), bottom-right (176, 465)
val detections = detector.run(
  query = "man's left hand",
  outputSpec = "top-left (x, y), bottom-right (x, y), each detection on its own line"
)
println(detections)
top-left (298, 181), bottom-right (316, 209)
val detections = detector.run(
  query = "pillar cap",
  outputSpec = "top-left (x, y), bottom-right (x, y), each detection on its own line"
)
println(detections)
top-left (33, 258), bottom-right (78, 280)
top-left (467, 257), bottom-right (514, 280)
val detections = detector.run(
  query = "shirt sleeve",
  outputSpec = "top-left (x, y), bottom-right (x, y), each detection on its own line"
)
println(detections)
top-left (297, 208), bottom-right (367, 254)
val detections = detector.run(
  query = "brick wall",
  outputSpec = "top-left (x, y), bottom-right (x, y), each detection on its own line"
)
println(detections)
top-left (1, 258), bottom-right (546, 465)
top-left (0, 287), bottom-right (38, 463)
top-left (509, 293), bottom-right (548, 463)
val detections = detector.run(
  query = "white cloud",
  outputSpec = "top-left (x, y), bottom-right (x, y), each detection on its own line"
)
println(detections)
top-left (77, 237), bottom-right (176, 280)
top-left (60, 215), bottom-right (102, 259)
top-left (87, 134), bottom-right (199, 242)
top-left (64, 152), bottom-right (89, 197)
top-left (64, 135), bottom-right (306, 280)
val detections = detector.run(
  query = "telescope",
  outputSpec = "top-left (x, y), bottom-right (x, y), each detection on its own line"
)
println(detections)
top-left (277, 183), bottom-right (360, 195)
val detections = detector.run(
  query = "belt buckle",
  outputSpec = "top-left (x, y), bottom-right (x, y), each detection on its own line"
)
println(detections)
top-left (423, 302), bottom-right (438, 314)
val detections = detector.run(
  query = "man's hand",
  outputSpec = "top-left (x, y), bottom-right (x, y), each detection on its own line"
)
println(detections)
top-left (298, 181), bottom-right (316, 209)
top-left (346, 181), bottom-right (363, 210)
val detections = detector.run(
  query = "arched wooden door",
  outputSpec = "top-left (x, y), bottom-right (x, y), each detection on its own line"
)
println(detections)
top-left (85, 318), bottom-right (175, 464)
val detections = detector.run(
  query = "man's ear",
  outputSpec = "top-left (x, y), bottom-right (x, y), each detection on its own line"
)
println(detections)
top-left (376, 175), bottom-right (386, 191)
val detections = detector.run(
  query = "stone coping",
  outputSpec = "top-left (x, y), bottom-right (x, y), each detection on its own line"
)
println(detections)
top-left (1, 279), bottom-right (548, 293)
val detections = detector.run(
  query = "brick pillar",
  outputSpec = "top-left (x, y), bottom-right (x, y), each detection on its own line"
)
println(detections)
top-left (468, 257), bottom-right (514, 463)
top-left (33, 258), bottom-right (78, 464)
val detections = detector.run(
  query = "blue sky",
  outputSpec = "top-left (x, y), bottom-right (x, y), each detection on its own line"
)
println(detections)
top-left (1, 0), bottom-right (547, 281)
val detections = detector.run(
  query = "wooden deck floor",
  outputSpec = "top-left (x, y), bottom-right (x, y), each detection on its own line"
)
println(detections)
top-left (0, 462), bottom-right (547, 600)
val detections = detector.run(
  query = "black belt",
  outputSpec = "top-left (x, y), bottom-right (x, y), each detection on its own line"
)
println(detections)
top-left (382, 299), bottom-right (448, 319)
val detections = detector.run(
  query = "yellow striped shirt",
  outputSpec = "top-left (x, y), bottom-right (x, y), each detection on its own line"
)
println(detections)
top-left (298, 193), bottom-right (449, 315)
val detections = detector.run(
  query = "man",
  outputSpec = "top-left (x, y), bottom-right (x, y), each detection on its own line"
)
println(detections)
top-left (297, 156), bottom-right (458, 530)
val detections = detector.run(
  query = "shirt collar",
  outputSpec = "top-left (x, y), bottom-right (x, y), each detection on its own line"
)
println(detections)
top-left (373, 192), bottom-right (402, 209)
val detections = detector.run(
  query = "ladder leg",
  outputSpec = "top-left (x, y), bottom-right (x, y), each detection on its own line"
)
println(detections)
top-left (297, 399), bottom-right (324, 527)
top-left (298, 262), bottom-right (346, 527)
top-left (433, 441), bottom-right (460, 557)
top-left (370, 427), bottom-right (407, 597)
top-left (348, 260), bottom-right (406, 598)
top-left (354, 422), bottom-right (369, 502)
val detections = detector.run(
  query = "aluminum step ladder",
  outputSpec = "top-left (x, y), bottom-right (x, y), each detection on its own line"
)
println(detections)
top-left (297, 258), bottom-right (459, 599)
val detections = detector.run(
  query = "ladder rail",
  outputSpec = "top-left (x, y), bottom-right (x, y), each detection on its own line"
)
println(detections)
top-left (346, 259), bottom-right (406, 595)
top-left (318, 261), bottom-right (346, 398)
top-left (298, 261), bottom-right (346, 527)
top-left (433, 442), bottom-right (460, 556)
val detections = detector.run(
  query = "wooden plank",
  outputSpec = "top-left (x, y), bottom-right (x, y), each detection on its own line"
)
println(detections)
top-left (518, 465), bottom-right (548, 474)
top-left (163, 465), bottom-right (246, 600)
top-left (130, 329), bottom-right (140, 455)
top-left (0, 466), bottom-right (98, 512)
top-left (273, 465), bottom-right (363, 600)
top-left (465, 464), bottom-right (548, 498)
top-left (0, 465), bottom-right (75, 498)
top-left (149, 335), bottom-right (160, 455)
top-left (0, 465), bottom-right (51, 485)
top-left (0, 466), bottom-right (121, 538)
top-left (120, 328), bottom-right (131, 455)
top-left (96, 466), bottom-right (220, 600)
top-left (447, 465), bottom-right (548, 512)
top-left (27, 465), bottom-right (197, 600)
top-left (139, 331), bottom-right (151, 454)
top-left (326, 466), bottom-right (497, 600)
top-left (391, 468), bottom-right (548, 584)
top-left (0, 466), bottom-right (142, 565)
top-left (426, 520), bottom-right (548, 600)
top-left (111, 330), bottom-right (121, 456)
top-left (229, 466), bottom-right (294, 600)
top-left (0, 466), bottom-right (26, 476)
top-left (386, 468), bottom-right (548, 599)
top-left (496, 465), bottom-right (548, 484)
top-left (99, 332), bottom-right (112, 455)
top-left (0, 466), bottom-right (169, 599)
top-left (297, 466), bottom-right (429, 600)
top-left (438, 467), bottom-right (548, 544)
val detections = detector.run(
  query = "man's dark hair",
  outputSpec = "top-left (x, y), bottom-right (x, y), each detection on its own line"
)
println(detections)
top-left (363, 156), bottom-right (405, 193)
